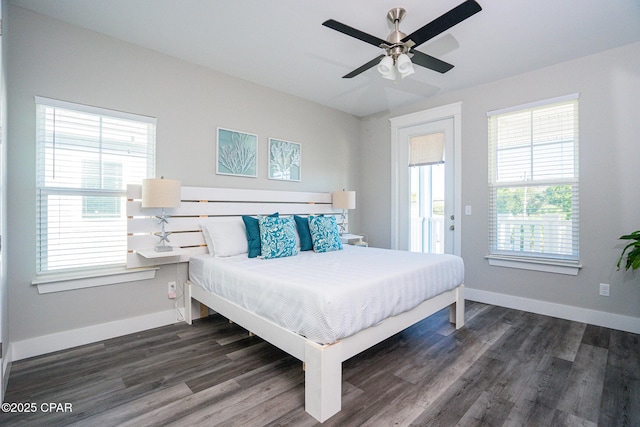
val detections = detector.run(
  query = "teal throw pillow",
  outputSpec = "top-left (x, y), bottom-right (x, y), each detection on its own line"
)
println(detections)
top-left (258, 215), bottom-right (299, 259)
top-left (294, 215), bottom-right (313, 251)
top-left (309, 215), bottom-right (343, 253)
top-left (243, 212), bottom-right (278, 258)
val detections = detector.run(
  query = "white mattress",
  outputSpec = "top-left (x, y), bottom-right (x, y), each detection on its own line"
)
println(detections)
top-left (189, 245), bottom-right (464, 344)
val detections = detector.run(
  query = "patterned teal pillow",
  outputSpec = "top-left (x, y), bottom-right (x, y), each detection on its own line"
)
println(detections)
top-left (258, 215), bottom-right (299, 259)
top-left (243, 212), bottom-right (278, 258)
top-left (309, 215), bottom-right (343, 253)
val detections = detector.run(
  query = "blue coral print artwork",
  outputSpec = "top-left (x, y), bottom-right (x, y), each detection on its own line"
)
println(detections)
top-left (268, 138), bottom-right (301, 181)
top-left (217, 127), bottom-right (258, 178)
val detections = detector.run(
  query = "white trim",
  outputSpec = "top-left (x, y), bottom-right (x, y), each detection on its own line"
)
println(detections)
top-left (389, 103), bottom-right (461, 128)
top-left (466, 288), bottom-right (640, 334)
top-left (34, 95), bottom-right (157, 124)
top-left (390, 102), bottom-right (462, 254)
top-left (10, 309), bottom-right (182, 361)
top-left (486, 92), bottom-right (579, 117)
top-left (486, 255), bottom-right (581, 275)
top-left (34, 267), bottom-right (158, 294)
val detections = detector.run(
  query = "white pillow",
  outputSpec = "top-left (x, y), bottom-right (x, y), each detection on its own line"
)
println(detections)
top-left (200, 222), bottom-right (215, 256)
top-left (202, 218), bottom-right (248, 257)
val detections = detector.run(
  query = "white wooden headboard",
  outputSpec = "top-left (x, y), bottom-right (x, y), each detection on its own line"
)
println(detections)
top-left (126, 185), bottom-right (343, 268)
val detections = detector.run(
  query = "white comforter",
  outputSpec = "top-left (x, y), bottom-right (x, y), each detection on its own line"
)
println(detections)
top-left (189, 245), bottom-right (464, 344)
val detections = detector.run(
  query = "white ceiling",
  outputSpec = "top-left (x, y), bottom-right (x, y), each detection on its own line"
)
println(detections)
top-left (10, 0), bottom-right (640, 117)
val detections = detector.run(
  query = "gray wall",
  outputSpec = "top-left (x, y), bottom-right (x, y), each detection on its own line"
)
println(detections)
top-left (360, 41), bottom-right (640, 319)
top-left (1, 0), bottom-right (8, 397)
top-left (6, 5), bottom-right (361, 342)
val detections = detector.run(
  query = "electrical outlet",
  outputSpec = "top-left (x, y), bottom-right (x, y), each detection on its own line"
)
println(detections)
top-left (168, 281), bottom-right (177, 299)
top-left (599, 283), bottom-right (610, 297)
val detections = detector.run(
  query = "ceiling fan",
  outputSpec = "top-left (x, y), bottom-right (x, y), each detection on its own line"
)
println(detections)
top-left (322, 0), bottom-right (482, 79)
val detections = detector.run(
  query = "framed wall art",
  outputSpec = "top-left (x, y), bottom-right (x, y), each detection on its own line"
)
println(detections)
top-left (216, 127), bottom-right (258, 178)
top-left (268, 138), bottom-right (301, 181)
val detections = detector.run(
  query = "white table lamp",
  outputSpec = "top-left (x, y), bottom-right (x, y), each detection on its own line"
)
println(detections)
top-left (142, 177), bottom-right (181, 252)
top-left (332, 190), bottom-right (356, 235)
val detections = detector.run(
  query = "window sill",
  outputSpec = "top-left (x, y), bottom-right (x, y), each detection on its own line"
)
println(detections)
top-left (33, 267), bottom-right (159, 294)
top-left (486, 255), bottom-right (581, 276)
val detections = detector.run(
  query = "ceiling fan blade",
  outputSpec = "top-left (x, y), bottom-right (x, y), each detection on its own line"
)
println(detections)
top-left (343, 55), bottom-right (385, 79)
top-left (323, 19), bottom-right (388, 48)
top-left (410, 50), bottom-right (454, 74)
top-left (402, 0), bottom-right (482, 48)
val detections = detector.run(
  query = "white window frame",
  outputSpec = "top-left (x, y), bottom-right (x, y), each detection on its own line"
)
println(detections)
top-left (34, 97), bottom-right (157, 292)
top-left (486, 94), bottom-right (581, 275)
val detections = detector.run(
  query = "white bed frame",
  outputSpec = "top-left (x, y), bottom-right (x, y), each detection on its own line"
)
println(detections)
top-left (126, 185), bottom-right (464, 422)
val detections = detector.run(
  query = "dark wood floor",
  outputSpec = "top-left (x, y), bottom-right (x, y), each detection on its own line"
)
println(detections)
top-left (1, 302), bottom-right (638, 426)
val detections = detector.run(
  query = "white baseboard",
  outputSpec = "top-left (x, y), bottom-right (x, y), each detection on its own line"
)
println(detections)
top-left (466, 288), bottom-right (640, 334)
top-left (11, 309), bottom-right (184, 362)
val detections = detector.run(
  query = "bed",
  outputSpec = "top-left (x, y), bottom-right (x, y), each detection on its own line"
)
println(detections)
top-left (126, 185), bottom-right (465, 422)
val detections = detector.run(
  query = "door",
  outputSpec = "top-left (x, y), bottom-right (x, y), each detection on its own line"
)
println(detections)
top-left (395, 117), bottom-right (457, 254)
top-left (406, 119), bottom-right (455, 254)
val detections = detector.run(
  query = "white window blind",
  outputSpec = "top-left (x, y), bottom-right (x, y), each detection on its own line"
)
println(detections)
top-left (488, 94), bottom-right (579, 262)
top-left (409, 132), bottom-right (445, 166)
top-left (35, 97), bottom-right (156, 275)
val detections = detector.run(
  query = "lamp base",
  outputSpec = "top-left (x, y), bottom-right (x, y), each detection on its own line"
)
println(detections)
top-left (154, 245), bottom-right (173, 252)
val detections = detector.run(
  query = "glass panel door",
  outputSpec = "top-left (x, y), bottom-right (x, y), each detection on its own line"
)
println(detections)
top-left (400, 118), bottom-right (454, 254)
top-left (410, 160), bottom-right (445, 253)
top-left (391, 103), bottom-right (460, 254)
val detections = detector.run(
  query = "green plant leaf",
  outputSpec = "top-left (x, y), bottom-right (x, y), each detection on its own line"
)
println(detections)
top-left (617, 231), bottom-right (640, 271)
top-left (619, 230), bottom-right (640, 240)
top-left (627, 246), bottom-right (640, 270)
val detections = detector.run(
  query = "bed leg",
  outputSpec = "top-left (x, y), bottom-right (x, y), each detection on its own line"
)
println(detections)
top-left (449, 284), bottom-right (465, 329)
top-left (304, 341), bottom-right (342, 423)
top-left (185, 282), bottom-right (193, 325)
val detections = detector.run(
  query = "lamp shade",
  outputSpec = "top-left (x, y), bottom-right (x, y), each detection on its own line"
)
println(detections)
top-left (332, 191), bottom-right (356, 210)
top-left (377, 56), bottom-right (396, 80)
top-left (396, 53), bottom-right (415, 78)
top-left (141, 178), bottom-right (181, 208)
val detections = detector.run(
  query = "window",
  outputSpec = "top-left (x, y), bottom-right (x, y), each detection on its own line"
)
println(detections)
top-left (36, 97), bottom-right (155, 275)
top-left (488, 94), bottom-right (579, 269)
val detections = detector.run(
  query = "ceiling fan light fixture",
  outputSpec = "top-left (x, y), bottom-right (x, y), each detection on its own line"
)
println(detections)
top-left (396, 53), bottom-right (415, 78)
top-left (377, 55), bottom-right (396, 80)
top-left (323, 1), bottom-right (481, 79)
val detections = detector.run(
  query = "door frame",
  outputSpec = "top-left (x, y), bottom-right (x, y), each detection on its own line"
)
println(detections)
top-left (390, 102), bottom-right (462, 255)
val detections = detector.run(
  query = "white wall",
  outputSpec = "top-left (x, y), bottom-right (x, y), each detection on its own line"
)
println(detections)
top-left (6, 5), bottom-right (361, 350)
top-left (361, 41), bottom-right (640, 325)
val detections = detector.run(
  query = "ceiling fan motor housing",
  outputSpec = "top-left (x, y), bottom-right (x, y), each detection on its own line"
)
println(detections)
top-left (386, 7), bottom-right (409, 54)
top-left (386, 7), bottom-right (406, 25)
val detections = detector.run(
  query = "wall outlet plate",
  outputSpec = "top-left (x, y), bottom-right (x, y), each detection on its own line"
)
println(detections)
top-left (599, 283), bottom-right (610, 297)
top-left (168, 281), bottom-right (177, 299)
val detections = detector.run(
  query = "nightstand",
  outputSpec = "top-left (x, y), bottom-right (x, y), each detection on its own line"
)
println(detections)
top-left (340, 233), bottom-right (368, 246)
top-left (136, 247), bottom-right (185, 259)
